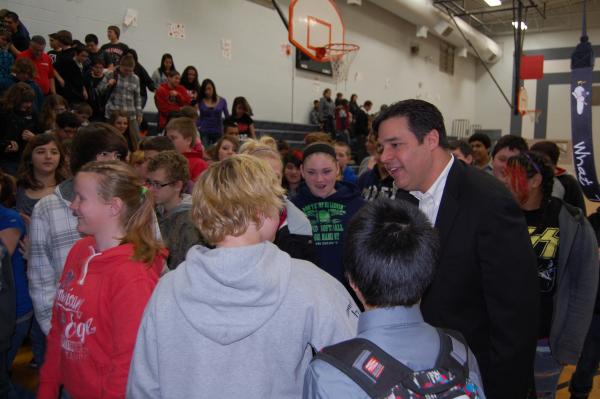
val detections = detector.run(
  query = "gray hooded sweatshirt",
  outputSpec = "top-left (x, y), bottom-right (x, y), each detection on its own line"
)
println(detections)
top-left (127, 241), bottom-right (359, 398)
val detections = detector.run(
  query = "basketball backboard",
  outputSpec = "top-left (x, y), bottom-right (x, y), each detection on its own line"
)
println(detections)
top-left (289, 0), bottom-right (345, 62)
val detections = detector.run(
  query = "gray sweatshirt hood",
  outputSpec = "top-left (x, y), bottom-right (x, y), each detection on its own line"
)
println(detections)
top-left (172, 242), bottom-right (292, 345)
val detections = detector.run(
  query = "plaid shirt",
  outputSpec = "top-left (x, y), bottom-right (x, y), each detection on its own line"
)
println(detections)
top-left (99, 70), bottom-right (142, 119)
top-left (29, 181), bottom-right (163, 334)
top-left (0, 48), bottom-right (14, 91)
top-left (28, 182), bottom-right (81, 335)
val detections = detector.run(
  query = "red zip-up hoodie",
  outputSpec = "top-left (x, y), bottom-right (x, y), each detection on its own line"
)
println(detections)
top-left (38, 236), bottom-right (166, 399)
top-left (155, 83), bottom-right (191, 129)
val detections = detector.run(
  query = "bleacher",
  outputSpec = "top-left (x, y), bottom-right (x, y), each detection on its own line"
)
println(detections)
top-left (143, 111), bottom-right (318, 149)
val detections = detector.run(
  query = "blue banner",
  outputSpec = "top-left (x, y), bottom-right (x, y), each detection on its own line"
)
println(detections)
top-left (571, 66), bottom-right (599, 201)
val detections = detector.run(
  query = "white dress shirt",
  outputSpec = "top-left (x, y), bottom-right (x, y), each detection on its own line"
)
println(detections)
top-left (410, 155), bottom-right (454, 225)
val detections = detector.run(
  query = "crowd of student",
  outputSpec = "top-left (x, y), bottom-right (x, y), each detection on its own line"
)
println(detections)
top-left (1, 9), bottom-right (600, 399)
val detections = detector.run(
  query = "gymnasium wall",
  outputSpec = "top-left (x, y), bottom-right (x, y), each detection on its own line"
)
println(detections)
top-left (3, 0), bottom-right (478, 125)
top-left (474, 28), bottom-right (600, 140)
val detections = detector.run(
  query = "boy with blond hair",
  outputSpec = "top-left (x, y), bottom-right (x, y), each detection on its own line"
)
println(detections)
top-left (128, 154), bottom-right (359, 399)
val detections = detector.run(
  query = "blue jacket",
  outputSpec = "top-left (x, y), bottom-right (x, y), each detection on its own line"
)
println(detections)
top-left (342, 166), bottom-right (357, 185)
top-left (292, 181), bottom-right (365, 285)
top-left (303, 305), bottom-right (486, 398)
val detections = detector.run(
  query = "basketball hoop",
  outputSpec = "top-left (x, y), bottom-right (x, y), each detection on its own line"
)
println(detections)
top-left (323, 43), bottom-right (359, 84)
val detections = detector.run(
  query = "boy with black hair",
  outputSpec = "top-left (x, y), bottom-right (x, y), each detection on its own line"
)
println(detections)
top-left (223, 116), bottom-right (239, 137)
top-left (449, 139), bottom-right (474, 165)
top-left (491, 134), bottom-right (528, 182)
top-left (304, 199), bottom-right (486, 398)
top-left (72, 102), bottom-right (92, 126)
top-left (468, 133), bottom-right (491, 172)
top-left (146, 151), bottom-right (203, 269)
top-left (3, 11), bottom-right (29, 55)
top-left (54, 111), bottom-right (81, 142)
top-left (530, 140), bottom-right (586, 212)
top-left (83, 33), bottom-right (110, 74)
top-left (55, 45), bottom-right (89, 105)
top-left (84, 55), bottom-right (106, 121)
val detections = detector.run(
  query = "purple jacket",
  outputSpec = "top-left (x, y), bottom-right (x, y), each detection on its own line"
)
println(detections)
top-left (197, 97), bottom-right (229, 135)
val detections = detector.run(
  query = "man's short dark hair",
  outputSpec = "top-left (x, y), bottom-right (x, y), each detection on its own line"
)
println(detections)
top-left (69, 123), bottom-right (128, 174)
top-left (364, 100), bottom-right (372, 107)
top-left (344, 199), bottom-right (439, 307)
top-left (30, 35), bottom-right (45, 46)
top-left (5, 11), bottom-right (19, 22)
top-left (56, 112), bottom-right (82, 129)
top-left (449, 139), bottom-right (473, 158)
top-left (85, 33), bottom-right (98, 45)
top-left (373, 99), bottom-right (449, 149)
top-left (492, 135), bottom-right (528, 158)
top-left (90, 55), bottom-right (105, 67)
top-left (74, 45), bottom-right (88, 55)
top-left (468, 132), bottom-right (491, 149)
top-left (530, 141), bottom-right (560, 166)
top-left (55, 30), bottom-right (73, 46)
top-left (139, 136), bottom-right (176, 152)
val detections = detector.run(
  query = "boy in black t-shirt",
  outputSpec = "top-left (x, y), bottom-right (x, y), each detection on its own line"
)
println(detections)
top-left (99, 25), bottom-right (129, 69)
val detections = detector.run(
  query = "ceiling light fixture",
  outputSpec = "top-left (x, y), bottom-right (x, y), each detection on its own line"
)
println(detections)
top-left (484, 0), bottom-right (502, 6)
top-left (512, 21), bottom-right (528, 30)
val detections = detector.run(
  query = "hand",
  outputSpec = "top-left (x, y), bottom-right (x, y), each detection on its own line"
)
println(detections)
top-left (22, 130), bottom-right (35, 141)
top-left (108, 78), bottom-right (117, 87)
top-left (58, 78), bottom-right (65, 87)
top-left (5, 140), bottom-right (18, 152)
top-left (83, 87), bottom-right (88, 100)
top-left (136, 115), bottom-right (143, 125)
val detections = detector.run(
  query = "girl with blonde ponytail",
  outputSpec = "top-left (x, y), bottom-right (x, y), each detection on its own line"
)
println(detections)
top-left (38, 160), bottom-right (166, 399)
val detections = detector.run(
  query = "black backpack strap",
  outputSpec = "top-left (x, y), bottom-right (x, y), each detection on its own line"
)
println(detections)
top-left (314, 338), bottom-right (417, 398)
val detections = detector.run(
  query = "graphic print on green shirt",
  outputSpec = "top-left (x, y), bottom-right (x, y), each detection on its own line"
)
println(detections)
top-left (302, 201), bottom-right (347, 246)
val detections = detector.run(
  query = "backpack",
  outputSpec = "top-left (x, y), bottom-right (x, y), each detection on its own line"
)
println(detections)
top-left (314, 329), bottom-right (481, 399)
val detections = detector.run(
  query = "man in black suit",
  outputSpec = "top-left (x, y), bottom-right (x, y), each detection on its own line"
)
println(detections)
top-left (374, 99), bottom-right (539, 399)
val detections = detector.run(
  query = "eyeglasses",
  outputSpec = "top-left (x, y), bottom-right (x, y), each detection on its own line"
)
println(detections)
top-left (98, 151), bottom-right (122, 160)
top-left (145, 179), bottom-right (175, 189)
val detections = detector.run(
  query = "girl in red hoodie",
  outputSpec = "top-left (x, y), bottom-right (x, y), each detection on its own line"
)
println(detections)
top-left (38, 161), bottom-right (166, 399)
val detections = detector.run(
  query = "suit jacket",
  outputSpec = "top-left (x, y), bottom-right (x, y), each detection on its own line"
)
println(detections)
top-left (398, 160), bottom-right (539, 399)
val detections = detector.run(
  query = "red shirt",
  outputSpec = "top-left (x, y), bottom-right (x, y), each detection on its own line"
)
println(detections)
top-left (154, 83), bottom-right (192, 129)
top-left (183, 151), bottom-right (208, 181)
top-left (38, 237), bottom-right (166, 399)
top-left (17, 49), bottom-right (54, 94)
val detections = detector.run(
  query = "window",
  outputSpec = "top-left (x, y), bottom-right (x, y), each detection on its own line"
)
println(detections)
top-left (439, 42), bottom-right (455, 75)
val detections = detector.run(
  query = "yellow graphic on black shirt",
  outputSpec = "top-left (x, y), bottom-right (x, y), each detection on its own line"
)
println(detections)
top-left (528, 227), bottom-right (559, 259)
top-left (528, 226), bottom-right (560, 293)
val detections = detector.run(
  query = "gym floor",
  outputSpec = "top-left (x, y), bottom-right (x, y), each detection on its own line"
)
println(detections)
top-left (8, 344), bottom-right (600, 398)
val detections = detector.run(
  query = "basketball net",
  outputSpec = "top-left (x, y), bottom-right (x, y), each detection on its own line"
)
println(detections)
top-left (323, 43), bottom-right (359, 86)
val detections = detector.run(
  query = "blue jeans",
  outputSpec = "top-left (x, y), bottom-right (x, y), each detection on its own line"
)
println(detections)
top-left (533, 339), bottom-right (563, 399)
top-left (6, 313), bottom-right (31, 370)
top-left (570, 313), bottom-right (600, 398)
top-left (30, 317), bottom-right (45, 366)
